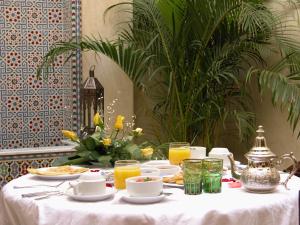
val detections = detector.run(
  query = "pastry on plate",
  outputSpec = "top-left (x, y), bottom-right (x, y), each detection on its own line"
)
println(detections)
top-left (27, 166), bottom-right (88, 176)
top-left (163, 171), bottom-right (183, 184)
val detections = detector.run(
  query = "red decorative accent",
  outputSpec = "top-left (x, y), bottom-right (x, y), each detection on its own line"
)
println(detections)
top-left (222, 178), bottom-right (236, 182)
top-left (228, 181), bottom-right (242, 188)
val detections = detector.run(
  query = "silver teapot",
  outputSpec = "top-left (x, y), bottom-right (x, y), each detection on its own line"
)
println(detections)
top-left (228, 125), bottom-right (298, 193)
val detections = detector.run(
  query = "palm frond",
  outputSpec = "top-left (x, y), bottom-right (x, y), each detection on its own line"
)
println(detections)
top-left (247, 62), bottom-right (300, 135)
top-left (38, 38), bottom-right (153, 88)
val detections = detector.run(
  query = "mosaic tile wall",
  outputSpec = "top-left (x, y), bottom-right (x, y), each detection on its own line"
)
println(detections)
top-left (0, 150), bottom-right (75, 186)
top-left (0, 0), bottom-right (81, 149)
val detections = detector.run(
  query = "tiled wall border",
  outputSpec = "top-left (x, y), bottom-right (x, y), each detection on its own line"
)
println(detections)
top-left (0, 0), bottom-right (82, 148)
top-left (0, 142), bottom-right (76, 186)
top-left (0, 0), bottom-right (81, 186)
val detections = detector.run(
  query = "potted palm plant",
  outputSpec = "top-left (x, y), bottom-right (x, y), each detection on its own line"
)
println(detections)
top-left (38, 0), bottom-right (300, 151)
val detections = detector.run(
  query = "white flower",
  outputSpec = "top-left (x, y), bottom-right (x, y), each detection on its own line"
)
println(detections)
top-left (133, 128), bottom-right (143, 136)
top-left (95, 126), bottom-right (101, 132)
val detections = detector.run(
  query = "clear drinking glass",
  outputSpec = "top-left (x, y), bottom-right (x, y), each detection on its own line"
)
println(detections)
top-left (183, 159), bottom-right (203, 195)
top-left (168, 142), bottom-right (191, 165)
top-left (114, 160), bottom-right (141, 189)
top-left (202, 158), bottom-right (223, 193)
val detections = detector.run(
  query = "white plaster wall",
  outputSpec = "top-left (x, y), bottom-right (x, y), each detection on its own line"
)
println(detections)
top-left (81, 0), bottom-right (133, 130)
top-left (223, 1), bottom-right (300, 163)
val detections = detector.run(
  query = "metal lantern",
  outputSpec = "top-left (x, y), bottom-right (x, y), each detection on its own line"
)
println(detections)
top-left (80, 65), bottom-right (104, 134)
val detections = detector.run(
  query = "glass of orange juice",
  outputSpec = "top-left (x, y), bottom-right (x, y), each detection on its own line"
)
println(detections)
top-left (114, 160), bottom-right (141, 189)
top-left (169, 142), bottom-right (191, 165)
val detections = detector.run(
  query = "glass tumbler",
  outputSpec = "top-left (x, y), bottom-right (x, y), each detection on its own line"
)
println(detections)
top-left (183, 159), bottom-right (203, 195)
top-left (114, 160), bottom-right (141, 189)
top-left (168, 142), bottom-right (191, 165)
top-left (202, 158), bottom-right (223, 193)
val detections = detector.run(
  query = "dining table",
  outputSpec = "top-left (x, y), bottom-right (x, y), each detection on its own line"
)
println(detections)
top-left (0, 170), bottom-right (299, 225)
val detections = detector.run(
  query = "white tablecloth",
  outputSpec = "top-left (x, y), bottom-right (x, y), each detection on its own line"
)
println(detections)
top-left (0, 174), bottom-right (299, 225)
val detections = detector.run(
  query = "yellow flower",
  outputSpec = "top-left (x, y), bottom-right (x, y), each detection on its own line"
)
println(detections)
top-left (62, 130), bottom-right (78, 142)
top-left (103, 138), bottom-right (112, 146)
top-left (141, 147), bottom-right (154, 157)
top-left (93, 113), bottom-right (103, 126)
top-left (133, 128), bottom-right (143, 136)
top-left (114, 115), bottom-right (125, 130)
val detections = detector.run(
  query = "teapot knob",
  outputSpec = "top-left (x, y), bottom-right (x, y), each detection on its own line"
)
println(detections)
top-left (256, 125), bottom-right (264, 135)
top-left (253, 125), bottom-right (269, 149)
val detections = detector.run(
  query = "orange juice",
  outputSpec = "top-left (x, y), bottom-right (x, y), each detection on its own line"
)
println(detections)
top-left (114, 166), bottom-right (141, 189)
top-left (169, 147), bottom-right (191, 165)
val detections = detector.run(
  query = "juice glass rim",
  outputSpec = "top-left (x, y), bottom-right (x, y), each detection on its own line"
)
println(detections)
top-left (114, 160), bottom-right (140, 166)
top-left (169, 142), bottom-right (190, 147)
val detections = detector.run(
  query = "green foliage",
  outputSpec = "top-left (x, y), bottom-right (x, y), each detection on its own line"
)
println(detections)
top-left (39, 0), bottom-right (300, 150)
top-left (62, 122), bottom-right (154, 167)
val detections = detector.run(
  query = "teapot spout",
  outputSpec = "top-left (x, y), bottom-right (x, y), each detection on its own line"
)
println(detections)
top-left (228, 153), bottom-right (241, 180)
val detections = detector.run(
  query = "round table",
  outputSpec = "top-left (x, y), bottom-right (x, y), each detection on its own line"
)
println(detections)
top-left (0, 173), bottom-right (299, 225)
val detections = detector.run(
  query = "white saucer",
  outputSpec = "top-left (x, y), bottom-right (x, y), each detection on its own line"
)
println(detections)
top-left (121, 192), bottom-right (166, 204)
top-left (65, 187), bottom-right (116, 201)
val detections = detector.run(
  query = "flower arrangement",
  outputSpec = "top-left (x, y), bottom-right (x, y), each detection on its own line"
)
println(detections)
top-left (62, 113), bottom-right (154, 167)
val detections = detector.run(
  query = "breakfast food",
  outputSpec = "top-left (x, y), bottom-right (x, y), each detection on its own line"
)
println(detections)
top-left (27, 166), bottom-right (89, 176)
top-left (163, 171), bottom-right (183, 185)
top-left (135, 177), bottom-right (159, 182)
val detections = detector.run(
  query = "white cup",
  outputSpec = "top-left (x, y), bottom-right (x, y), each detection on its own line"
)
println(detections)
top-left (209, 147), bottom-right (231, 168)
top-left (190, 146), bottom-right (206, 159)
top-left (70, 172), bottom-right (106, 195)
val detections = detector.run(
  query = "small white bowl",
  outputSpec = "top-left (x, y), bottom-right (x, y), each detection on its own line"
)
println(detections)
top-left (126, 176), bottom-right (163, 197)
top-left (209, 147), bottom-right (230, 155)
top-left (143, 160), bottom-right (169, 166)
top-left (141, 167), bottom-right (161, 176)
top-left (153, 165), bottom-right (181, 176)
top-left (209, 147), bottom-right (231, 168)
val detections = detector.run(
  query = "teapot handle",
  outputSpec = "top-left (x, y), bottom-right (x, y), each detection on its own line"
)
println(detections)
top-left (279, 152), bottom-right (298, 190)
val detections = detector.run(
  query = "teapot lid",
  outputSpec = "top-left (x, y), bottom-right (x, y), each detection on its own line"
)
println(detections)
top-left (245, 125), bottom-right (276, 160)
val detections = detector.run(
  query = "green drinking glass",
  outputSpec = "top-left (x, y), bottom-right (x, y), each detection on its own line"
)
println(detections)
top-left (202, 158), bottom-right (223, 193)
top-left (183, 159), bottom-right (203, 195)
top-left (203, 173), bottom-right (222, 193)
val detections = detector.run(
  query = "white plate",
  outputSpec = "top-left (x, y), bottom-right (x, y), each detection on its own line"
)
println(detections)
top-left (154, 165), bottom-right (181, 176)
top-left (163, 182), bottom-right (184, 188)
top-left (29, 166), bottom-right (88, 180)
top-left (121, 192), bottom-right (166, 204)
top-left (65, 187), bottom-right (116, 201)
top-left (143, 160), bottom-right (170, 166)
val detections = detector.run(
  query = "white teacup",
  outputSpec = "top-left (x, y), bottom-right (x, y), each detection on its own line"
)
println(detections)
top-left (209, 147), bottom-right (231, 168)
top-left (70, 172), bottom-right (106, 196)
top-left (152, 165), bottom-right (180, 176)
top-left (190, 146), bottom-right (206, 159)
